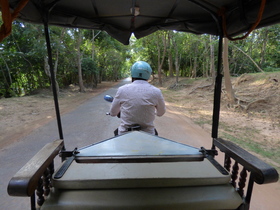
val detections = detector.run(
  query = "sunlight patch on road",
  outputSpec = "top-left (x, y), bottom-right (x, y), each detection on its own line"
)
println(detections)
top-left (197, 110), bottom-right (212, 116)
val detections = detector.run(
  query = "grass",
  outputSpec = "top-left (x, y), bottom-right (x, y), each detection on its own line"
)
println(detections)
top-left (218, 122), bottom-right (280, 171)
top-left (158, 74), bottom-right (280, 174)
top-left (193, 118), bottom-right (212, 127)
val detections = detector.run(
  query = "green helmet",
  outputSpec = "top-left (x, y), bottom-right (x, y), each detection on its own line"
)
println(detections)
top-left (131, 61), bottom-right (152, 80)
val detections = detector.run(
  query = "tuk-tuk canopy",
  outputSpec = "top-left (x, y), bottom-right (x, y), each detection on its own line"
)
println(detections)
top-left (3, 0), bottom-right (280, 44)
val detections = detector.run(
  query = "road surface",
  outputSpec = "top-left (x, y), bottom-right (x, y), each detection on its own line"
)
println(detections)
top-left (0, 78), bottom-right (279, 209)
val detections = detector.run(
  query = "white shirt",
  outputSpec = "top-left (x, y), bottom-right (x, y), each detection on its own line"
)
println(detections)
top-left (110, 80), bottom-right (166, 135)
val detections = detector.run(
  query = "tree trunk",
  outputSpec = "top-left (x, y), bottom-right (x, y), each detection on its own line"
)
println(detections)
top-left (156, 32), bottom-right (168, 87)
top-left (90, 30), bottom-right (96, 88)
top-left (0, 54), bottom-right (13, 89)
top-left (54, 49), bottom-right (59, 93)
top-left (44, 56), bottom-right (59, 94)
top-left (172, 38), bottom-right (180, 83)
top-left (189, 57), bottom-right (192, 77)
top-left (210, 35), bottom-right (215, 81)
top-left (0, 54), bottom-right (14, 96)
top-left (260, 28), bottom-right (269, 68)
top-left (168, 32), bottom-right (173, 77)
top-left (92, 30), bottom-right (100, 87)
top-left (77, 29), bottom-right (85, 92)
top-left (157, 42), bottom-right (162, 86)
top-left (202, 41), bottom-right (208, 78)
top-left (232, 44), bottom-right (264, 72)
top-left (223, 38), bottom-right (235, 104)
top-left (192, 56), bottom-right (197, 78)
top-left (191, 44), bottom-right (198, 78)
top-left (44, 28), bottom-right (66, 94)
top-left (168, 52), bottom-right (173, 77)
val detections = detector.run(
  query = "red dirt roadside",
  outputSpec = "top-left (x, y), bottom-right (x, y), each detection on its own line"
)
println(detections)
top-left (0, 82), bottom-right (119, 148)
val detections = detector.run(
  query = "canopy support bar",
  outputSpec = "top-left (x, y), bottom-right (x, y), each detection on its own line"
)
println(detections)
top-left (211, 34), bottom-right (223, 148)
top-left (41, 3), bottom-right (65, 150)
top-left (189, 0), bottom-right (224, 149)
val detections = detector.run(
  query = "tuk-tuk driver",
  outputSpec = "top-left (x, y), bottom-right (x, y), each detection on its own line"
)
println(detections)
top-left (109, 61), bottom-right (166, 136)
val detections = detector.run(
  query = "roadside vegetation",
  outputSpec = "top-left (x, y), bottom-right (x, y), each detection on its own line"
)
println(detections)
top-left (1, 20), bottom-right (279, 99)
top-left (154, 73), bottom-right (280, 172)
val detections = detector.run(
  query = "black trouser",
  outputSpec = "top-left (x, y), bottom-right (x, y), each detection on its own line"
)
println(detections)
top-left (114, 128), bottom-right (158, 136)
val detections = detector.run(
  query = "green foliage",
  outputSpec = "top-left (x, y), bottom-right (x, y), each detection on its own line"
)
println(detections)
top-left (95, 33), bottom-right (130, 81)
top-left (227, 25), bottom-right (280, 75)
top-left (0, 20), bottom-right (279, 98)
top-left (82, 58), bottom-right (98, 75)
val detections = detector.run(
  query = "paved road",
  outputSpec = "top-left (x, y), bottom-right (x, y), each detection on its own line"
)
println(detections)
top-left (0, 78), bottom-right (212, 209)
top-left (0, 79), bottom-right (126, 209)
top-left (1, 78), bottom-right (279, 209)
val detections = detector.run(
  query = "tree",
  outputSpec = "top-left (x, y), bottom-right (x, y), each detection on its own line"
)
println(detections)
top-left (209, 35), bottom-right (215, 80)
top-left (223, 38), bottom-right (235, 104)
top-left (172, 35), bottom-right (180, 83)
top-left (156, 31), bottom-right (168, 86)
top-left (259, 28), bottom-right (269, 68)
top-left (1, 18), bottom-right (279, 99)
top-left (82, 57), bottom-right (98, 87)
top-left (95, 32), bottom-right (129, 81)
top-left (231, 44), bottom-right (264, 73)
top-left (43, 27), bottom-right (67, 94)
top-left (76, 29), bottom-right (85, 92)
top-left (167, 31), bottom-right (174, 77)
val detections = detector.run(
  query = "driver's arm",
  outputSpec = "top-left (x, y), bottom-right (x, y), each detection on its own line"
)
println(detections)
top-left (156, 92), bottom-right (166, 117)
top-left (109, 90), bottom-right (121, 117)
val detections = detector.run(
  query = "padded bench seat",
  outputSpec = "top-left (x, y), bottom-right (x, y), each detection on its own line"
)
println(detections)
top-left (41, 184), bottom-right (242, 210)
top-left (43, 158), bottom-right (243, 209)
top-left (52, 159), bottom-right (230, 189)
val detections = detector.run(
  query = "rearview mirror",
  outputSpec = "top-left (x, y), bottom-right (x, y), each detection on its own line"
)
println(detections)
top-left (104, 95), bottom-right (114, 102)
